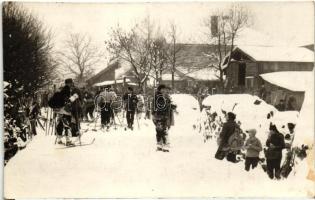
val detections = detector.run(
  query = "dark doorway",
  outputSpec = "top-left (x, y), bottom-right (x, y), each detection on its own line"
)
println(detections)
top-left (238, 63), bottom-right (246, 86)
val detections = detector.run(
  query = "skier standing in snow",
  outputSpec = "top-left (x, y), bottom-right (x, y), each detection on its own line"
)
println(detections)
top-left (55, 78), bottom-right (82, 146)
top-left (265, 124), bottom-right (285, 179)
top-left (123, 87), bottom-right (138, 130)
top-left (244, 129), bottom-right (262, 171)
top-left (152, 84), bottom-right (176, 152)
top-left (83, 91), bottom-right (95, 122)
top-left (99, 85), bottom-right (117, 130)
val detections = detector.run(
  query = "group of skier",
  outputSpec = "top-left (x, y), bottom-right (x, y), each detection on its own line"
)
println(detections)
top-left (47, 78), bottom-right (177, 152)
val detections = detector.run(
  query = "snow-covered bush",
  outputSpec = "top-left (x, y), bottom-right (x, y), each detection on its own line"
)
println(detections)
top-left (197, 94), bottom-right (278, 143)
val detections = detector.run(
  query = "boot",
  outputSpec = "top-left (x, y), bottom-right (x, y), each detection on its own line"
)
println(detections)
top-left (66, 137), bottom-right (74, 146)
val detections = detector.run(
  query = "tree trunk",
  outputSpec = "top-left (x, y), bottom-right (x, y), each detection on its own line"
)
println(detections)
top-left (171, 64), bottom-right (175, 90)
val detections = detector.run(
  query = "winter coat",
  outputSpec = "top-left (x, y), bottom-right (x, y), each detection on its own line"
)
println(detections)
top-left (84, 92), bottom-right (95, 108)
top-left (245, 137), bottom-right (262, 158)
top-left (152, 92), bottom-right (176, 127)
top-left (123, 92), bottom-right (138, 111)
top-left (99, 90), bottom-right (116, 103)
top-left (266, 132), bottom-right (285, 160)
top-left (219, 120), bottom-right (237, 146)
top-left (152, 92), bottom-right (172, 117)
top-left (59, 85), bottom-right (82, 122)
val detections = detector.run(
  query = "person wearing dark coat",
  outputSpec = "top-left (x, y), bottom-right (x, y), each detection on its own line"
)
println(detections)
top-left (216, 112), bottom-right (239, 162)
top-left (265, 124), bottom-right (285, 179)
top-left (83, 91), bottom-right (95, 121)
top-left (56, 78), bottom-right (82, 146)
top-left (219, 112), bottom-right (237, 147)
top-left (123, 87), bottom-right (138, 130)
top-left (152, 84), bottom-right (176, 152)
top-left (99, 86), bottom-right (117, 130)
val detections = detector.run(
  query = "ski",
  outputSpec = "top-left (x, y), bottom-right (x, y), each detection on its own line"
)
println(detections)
top-left (56, 138), bottom-right (95, 149)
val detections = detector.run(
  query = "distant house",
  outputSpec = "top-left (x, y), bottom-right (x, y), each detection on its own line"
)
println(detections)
top-left (259, 71), bottom-right (313, 110)
top-left (89, 44), bottom-right (220, 93)
top-left (86, 59), bottom-right (137, 90)
top-left (160, 43), bottom-right (220, 93)
top-left (222, 45), bottom-right (314, 93)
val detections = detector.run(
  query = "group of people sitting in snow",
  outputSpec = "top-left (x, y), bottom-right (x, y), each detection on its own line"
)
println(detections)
top-left (214, 111), bottom-right (308, 180)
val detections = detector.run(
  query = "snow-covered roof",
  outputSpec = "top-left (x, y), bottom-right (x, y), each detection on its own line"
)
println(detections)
top-left (162, 67), bottom-right (219, 81)
top-left (183, 68), bottom-right (220, 81)
top-left (236, 45), bottom-right (314, 63)
top-left (260, 71), bottom-right (313, 92)
top-left (114, 60), bottom-right (133, 79)
top-left (161, 73), bottom-right (183, 81)
top-left (93, 78), bottom-right (132, 87)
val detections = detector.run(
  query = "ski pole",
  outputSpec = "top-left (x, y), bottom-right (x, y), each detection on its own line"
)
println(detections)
top-left (92, 111), bottom-right (100, 132)
top-left (114, 110), bottom-right (123, 126)
top-left (136, 111), bottom-right (140, 130)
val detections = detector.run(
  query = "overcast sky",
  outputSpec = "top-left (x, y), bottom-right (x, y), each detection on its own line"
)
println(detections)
top-left (21, 1), bottom-right (314, 73)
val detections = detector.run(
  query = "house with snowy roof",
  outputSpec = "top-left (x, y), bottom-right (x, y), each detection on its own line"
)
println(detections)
top-left (259, 71), bottom-right (313, 110)
top-left (222, 45), bottom-right (314, 110)
top-left (159, 43), bottom-right (220, 93)
top-left (222, 45), bottom-right (314, 91)
top-left (88, 44), bottom-right (221, 93)
top-left (86, 59), bottom-right (139, 93)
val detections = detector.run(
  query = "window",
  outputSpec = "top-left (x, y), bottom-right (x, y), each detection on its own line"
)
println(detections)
top-left (245, 77), bottom-right (254, 88)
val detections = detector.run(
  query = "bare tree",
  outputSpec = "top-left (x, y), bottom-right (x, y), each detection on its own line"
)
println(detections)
top-left (106, 17), bottom-right (158, 94)
top-left (58, 33), bottom-right (103, 84)
top-left (204, 3), bottom-right (250, 88)
top-left (167, 22), bottom-right (182, 91)
top-left (150, 36), bottom-right (169, 85)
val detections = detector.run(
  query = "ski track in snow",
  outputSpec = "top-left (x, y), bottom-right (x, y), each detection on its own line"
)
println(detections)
top-left (4, 94), bottom-right (314, 198)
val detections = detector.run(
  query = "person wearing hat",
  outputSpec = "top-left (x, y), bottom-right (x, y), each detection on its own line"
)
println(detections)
top-left (265, 124), bottom-right (285, 179)
top-left (244, 129), bottom-right (262, 171)
top-left (55, 78), bottom-right (82, 146)
top-left (152, 84), bottom-right (176, 152)
top-left (218, 112), bottom-right (237, 147)
top-left (99, 85), bottom-right (117, 130)
top-left (123, 86), bottom-right (138, 130)
top-left (215, 112), bottom-right (237, 160)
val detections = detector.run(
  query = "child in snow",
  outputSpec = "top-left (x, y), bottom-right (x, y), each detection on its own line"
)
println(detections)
top-left (244, 129), bottom-right (262, 171)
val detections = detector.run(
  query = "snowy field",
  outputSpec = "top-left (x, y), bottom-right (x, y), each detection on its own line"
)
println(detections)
top-left (4, 94), bottom-right (314, 198)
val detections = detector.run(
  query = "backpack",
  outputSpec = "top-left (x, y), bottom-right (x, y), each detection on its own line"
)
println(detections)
top-left (48, 91), bottom-right (65, 109)
top-left (228, 125), bottom-right (245, 151)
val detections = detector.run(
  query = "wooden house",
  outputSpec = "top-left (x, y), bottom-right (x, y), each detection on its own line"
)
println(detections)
top-left (222, 45), bottom-right (314, 94)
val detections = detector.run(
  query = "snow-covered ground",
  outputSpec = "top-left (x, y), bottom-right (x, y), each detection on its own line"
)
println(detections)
top-left (4, 94), bottom-right (314, 198)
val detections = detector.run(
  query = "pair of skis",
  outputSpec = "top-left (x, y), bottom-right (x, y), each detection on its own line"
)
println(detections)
top-left (56, 138), bottom-right (96, 149)
top-left (55, 128), bottom-right (95, 149)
